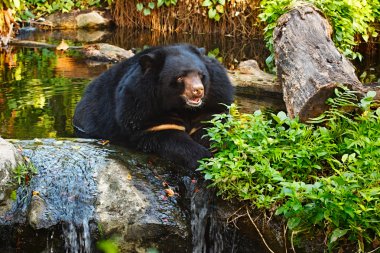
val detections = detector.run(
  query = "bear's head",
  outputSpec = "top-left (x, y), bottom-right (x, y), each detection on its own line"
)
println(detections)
top-left (139, 44), bottom-right (210, 111)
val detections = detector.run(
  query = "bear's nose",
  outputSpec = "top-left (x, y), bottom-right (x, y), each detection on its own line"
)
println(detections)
top-left (193, 87), bottom-right (204, 97)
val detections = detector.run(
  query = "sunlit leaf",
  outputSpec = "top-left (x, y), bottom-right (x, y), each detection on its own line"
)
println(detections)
top-left (157, 0), bottom-right (164, 7)
top-left (216, 4), bottom-right (224, 13)
top-left (143, 8), bottom-right (151, 16)
top-left (202, 0), bottom-right (212, 7)
top-left (148, 2), bottom-right (155, 9)
top-left (97, 240), bottom-right (119, 253)
top-left (136, 3), bottom-right (143, 11)
top-left (330, 228), bottom-right (349, 243)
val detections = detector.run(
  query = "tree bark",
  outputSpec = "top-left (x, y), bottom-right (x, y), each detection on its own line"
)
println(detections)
top-left (273, 4), bottom-right (380, 121)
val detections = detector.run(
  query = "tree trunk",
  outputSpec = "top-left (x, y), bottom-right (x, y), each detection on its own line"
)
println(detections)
top-left (273, 4), bottom-right (380, 121)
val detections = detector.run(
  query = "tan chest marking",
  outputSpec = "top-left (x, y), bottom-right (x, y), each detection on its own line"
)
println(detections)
top-left (146, 124), bottom-right (186, 132)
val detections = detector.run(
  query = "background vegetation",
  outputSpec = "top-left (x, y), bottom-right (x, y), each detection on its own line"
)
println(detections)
top-left (259, 0), bottom-right (380, 69)
top-left (2, 0), bottom-right (379, 70)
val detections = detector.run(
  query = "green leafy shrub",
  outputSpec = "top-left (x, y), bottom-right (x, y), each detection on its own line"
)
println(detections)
top-left (12, 159), bottom-right (38, 186)
top-left (135, 0), bottom-right (227, 21)
top-left (199, 87), bottom-right (380, 251)
top-left (202, 0), bottom-right (227, 21)
top-left (258, 0), bottom-right (380, 70)
top-left (19, 0), bottom-right (113, 18)
top-left (0, 0), bottom-right (21, 10)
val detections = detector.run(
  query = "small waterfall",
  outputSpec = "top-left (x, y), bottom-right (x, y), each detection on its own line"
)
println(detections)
top-left (16, 139), bottom-right (110, 253)
top-left (62, 219), bottom-right (91, 253)
top-left (190, 179), bottom-right (225, 253)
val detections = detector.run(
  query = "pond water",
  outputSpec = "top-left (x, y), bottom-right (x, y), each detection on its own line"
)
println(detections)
top-left (0, 28), bottom-right (379, 139)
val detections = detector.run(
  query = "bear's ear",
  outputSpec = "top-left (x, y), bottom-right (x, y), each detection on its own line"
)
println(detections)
top-left (139, 53), bottom-right (156, 72)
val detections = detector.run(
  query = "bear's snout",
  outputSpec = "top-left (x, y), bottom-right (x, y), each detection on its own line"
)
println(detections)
top-left (192, 85), bottom-right (204, 98)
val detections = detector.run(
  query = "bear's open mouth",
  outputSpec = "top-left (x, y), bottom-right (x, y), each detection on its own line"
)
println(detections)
top-left (184, 96), bottom-right (203, 107)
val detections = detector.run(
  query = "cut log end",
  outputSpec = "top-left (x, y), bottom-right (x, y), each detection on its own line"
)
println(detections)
top-left (297, 85), bottom-right (335, 121)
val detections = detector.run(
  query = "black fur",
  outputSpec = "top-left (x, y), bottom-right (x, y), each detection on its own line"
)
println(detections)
top-left (73, 44), bottom-right (234, 169)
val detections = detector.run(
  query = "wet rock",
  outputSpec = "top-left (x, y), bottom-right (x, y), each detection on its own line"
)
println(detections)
top-left (0, 139), bottom-right (190, 253)
top-left (227, 60), bottom-right (284, 111)
top-left (82, 43), bottom-right (134, 62)
top-left (76, 11), bottom-right (110, 29)
top-left (28, 194), bottom-right (48, 229)
top-left (45, 11), bottom-right (78, 29)
top-left (46, 10), bottom-right (112, 29)
top-left (96, 159), bottom-right (189, 252)
top-left (0, 137), bottom-right (23, 216)
top-left (228, 59), bottom-right (282, 95)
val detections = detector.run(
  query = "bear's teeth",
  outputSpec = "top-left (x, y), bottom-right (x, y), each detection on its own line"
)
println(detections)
top-left (186, 98), bottom-right (202, 107)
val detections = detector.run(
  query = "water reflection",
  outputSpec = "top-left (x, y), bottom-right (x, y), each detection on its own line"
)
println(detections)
top-left (17, 28), bottom-right (270, 70)
top-left (0, 47), bottom-right (107, 139)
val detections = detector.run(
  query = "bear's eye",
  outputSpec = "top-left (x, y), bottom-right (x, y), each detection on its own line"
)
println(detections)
top-left (177, 76), bottom-right (184, 83)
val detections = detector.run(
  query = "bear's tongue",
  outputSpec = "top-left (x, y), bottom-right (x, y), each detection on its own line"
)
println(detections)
top-left (186, 97), bottom-right (202, 107)
top-left (190, 97), bottom-right (201, 103)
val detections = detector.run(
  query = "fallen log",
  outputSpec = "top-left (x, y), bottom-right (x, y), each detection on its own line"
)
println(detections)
top-left (273, 4), bottom-right (380, 121)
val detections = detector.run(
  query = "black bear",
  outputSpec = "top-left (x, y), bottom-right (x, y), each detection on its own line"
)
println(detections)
top-left (73, 44), bottom-right (234, 169)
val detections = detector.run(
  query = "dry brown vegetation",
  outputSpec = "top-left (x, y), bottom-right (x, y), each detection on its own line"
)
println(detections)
top-left (112, 0), bottom-right (261, 37)
top-left (0, 8), bottom-right (19, 46)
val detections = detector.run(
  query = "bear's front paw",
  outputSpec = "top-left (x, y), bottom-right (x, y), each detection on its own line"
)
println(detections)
top-left (186, 146), bottom-right (212, 170)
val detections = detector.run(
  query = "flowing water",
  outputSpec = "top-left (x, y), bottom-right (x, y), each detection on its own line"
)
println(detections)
top-left (191, 187), bottom-right (224, 253)
top-left (6, 139), bottom-right (112, 252)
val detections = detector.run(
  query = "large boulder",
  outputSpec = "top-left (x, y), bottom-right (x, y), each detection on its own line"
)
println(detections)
top-left (0, 139), bottom-right (190, 252)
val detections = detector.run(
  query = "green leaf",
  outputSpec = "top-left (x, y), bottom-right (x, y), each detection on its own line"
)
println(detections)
top-left (287, 217), bottom-right (301, 230)
top-left (341, 154), bottom-right (348, 163)
top-left (202, 0), bottom-right (212, 7)
top-left (10, 190), bottom-right (17, 201)
top-left (362, 34), bottom-right (369, 42)
top-left (96, 240), bottom-right (118, 253)
top-left (277, 111), bottom-right (288, 121)
top-left (214, 13), bottom-right (221, 21)
top-left (330, 228), bottom-right (349, 243)
top-left (218, 0), bottom-right (225, 5)
top-left (136, 3), bottom-right (144, 11)
top-left (265, 54), bottom-right (274, 67)
top-left (148, 2), bottom-right (155, 9)
top-left (157, 0), bottom-right (164, 7)
top-left (13, 0), bottom-right (21, 9)
top-left (143, 8), bottom-right (151, 16)
top-left (216, 4), bottom-right (224, 14)
top-left (208, 8), bottom-right (217, 19)
top-left (204, 173), bottom-right (213, 180)
top-left (366, 90), bottom-right (376, 98)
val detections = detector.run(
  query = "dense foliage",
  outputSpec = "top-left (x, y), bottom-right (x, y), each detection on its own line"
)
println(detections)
top-left (136, 0), bottom-right (227, 21)
top-left (199, 87), bottom-right (380, 251)
top-left (7, 0), bottom-right (113, 20)
top-left (0, 0), bottom-right (21, 10)
top-left (259, 0), bottom-right (380, 70)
